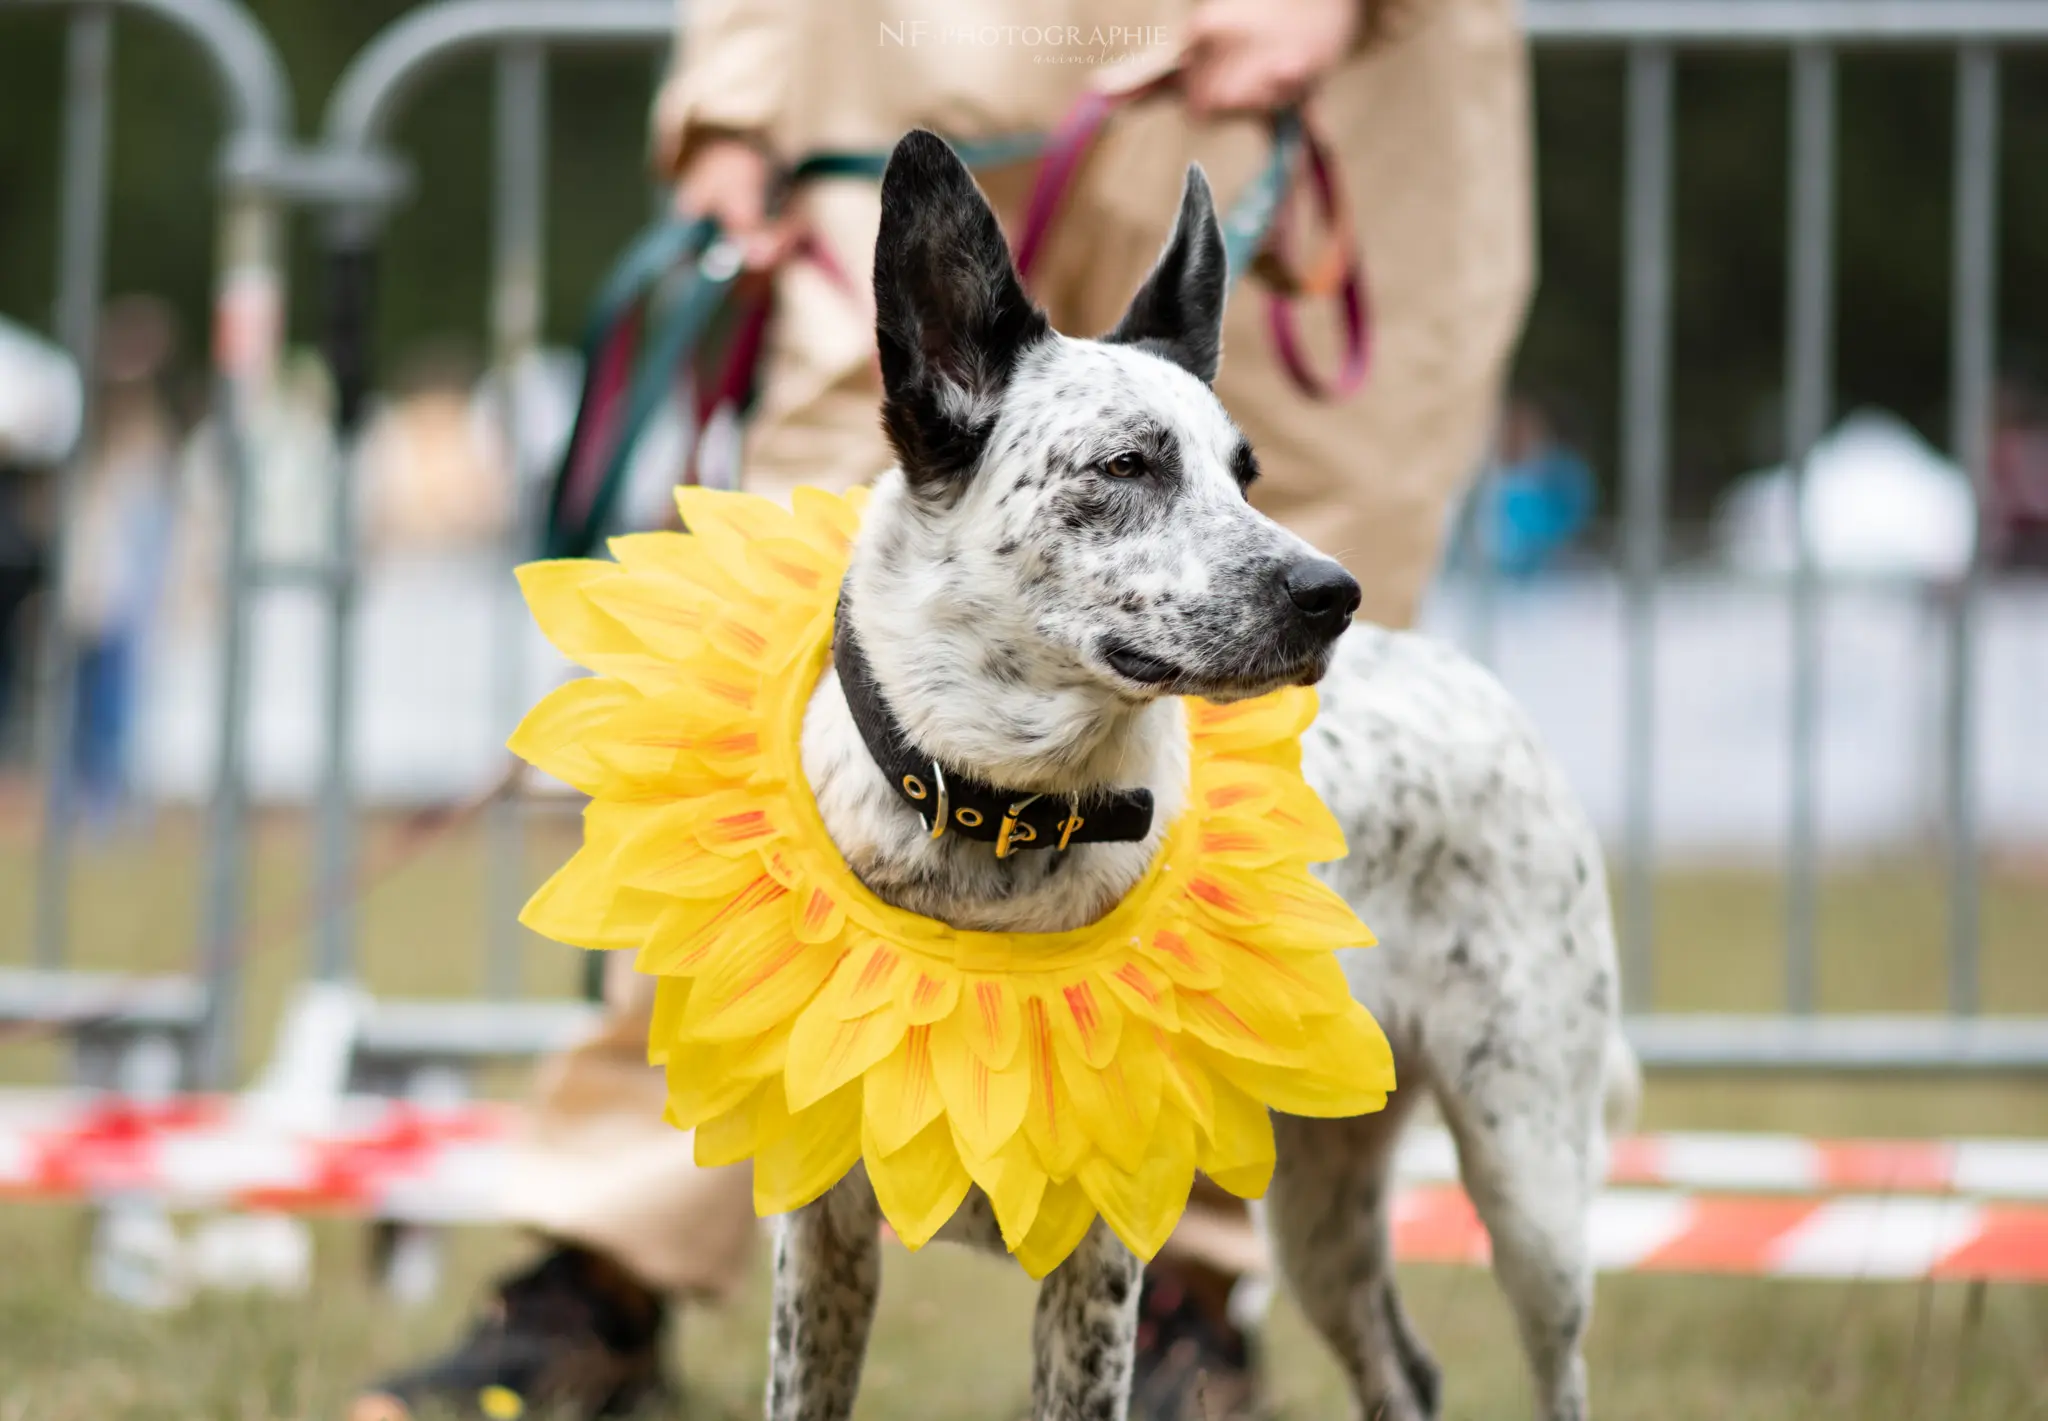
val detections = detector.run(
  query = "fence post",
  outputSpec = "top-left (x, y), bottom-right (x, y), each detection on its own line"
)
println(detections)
top-left (31, 3), bottom-right (115, 969)
top-left (1945, 45), bottom-right (1999, 1018)
top-left (1783, 44), bottom-right (1837, 1016)
top-left (312, 217), bottom-right (378, 987)
top-left (194, 189), bottom-right (284, 1088)
top-left (485, 43), bottom-right (548, 998)
top-left (1620, 42), bottom-right (1674, 1014)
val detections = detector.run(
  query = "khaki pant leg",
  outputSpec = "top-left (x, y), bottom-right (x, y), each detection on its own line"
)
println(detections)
top-left (502, 953), bottom-right (758, 1298)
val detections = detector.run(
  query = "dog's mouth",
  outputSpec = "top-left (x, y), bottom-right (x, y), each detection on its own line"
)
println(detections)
top-left (1102, 641), bottom-right (1181, 687)
top-left (1100, 638), bottom-right (1337, 700)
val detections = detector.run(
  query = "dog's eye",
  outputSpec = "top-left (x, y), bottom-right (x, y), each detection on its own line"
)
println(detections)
top-left (1100, 451), bottom-right (1147, 479)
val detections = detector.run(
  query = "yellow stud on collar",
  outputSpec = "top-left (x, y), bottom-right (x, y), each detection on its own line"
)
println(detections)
top-left (510, 486), bottom-right (1393, 1278)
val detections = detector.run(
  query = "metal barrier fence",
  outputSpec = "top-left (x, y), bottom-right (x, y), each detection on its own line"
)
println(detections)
top-left (2, 0), bottom-right (297, 1091)
top-left (9, 0), bottom-right (2048, 1090)
top-left (0, 0), bottom-right (398, 1088)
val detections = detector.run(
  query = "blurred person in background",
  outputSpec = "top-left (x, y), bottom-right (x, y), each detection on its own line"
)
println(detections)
top-left (357, 343), bottom-right (517, 559)
top-left (1989, 369), bottom-right (2048, 570)
top-left (0, 315), bottom-right (83, 760)
top-left (357, 1), bottom-right (1532, 1417)
top-left (1464, 391), bottom-right (1595, 578)
top-left (58, 295), bottom-right (179, 832)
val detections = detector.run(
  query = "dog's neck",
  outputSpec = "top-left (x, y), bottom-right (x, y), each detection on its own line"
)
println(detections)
top-left (795, 480), bottom-right (1184, 934)
top-left (840, 483), bottom-right (1180, 796)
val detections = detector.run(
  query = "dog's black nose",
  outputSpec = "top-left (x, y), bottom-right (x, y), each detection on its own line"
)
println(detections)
top-left (1283, 557), bottom-right (1362, 628)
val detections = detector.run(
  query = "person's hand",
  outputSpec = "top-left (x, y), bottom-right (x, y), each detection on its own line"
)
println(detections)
top-left (674, 133), bottom-right (790, 269)
top-left (1181, 0), bottom-right (1364, 118)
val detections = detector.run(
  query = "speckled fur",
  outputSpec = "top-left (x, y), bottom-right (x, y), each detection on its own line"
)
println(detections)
top-left (767, 132), bottom-right (1628, 1421)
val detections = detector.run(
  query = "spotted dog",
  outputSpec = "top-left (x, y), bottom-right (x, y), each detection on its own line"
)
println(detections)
top-left (772, 130), bottom-right (1633, 1421)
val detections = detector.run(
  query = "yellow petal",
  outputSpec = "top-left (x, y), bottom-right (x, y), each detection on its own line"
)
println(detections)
top-left (1097, 957), bottom-right (1180, 1031)
top-left (1154, 1028), bottom-right (1215, 1137)
top-left (896, 965), bottom-right (961, 1026)
top-left (784, 1000), bottom-right (907, 1111)
top-left (789, 485), bottom-right (864, 558)
top-left (693, 790), bottom-right (791, 858)
top-left (1265, 868), bottom-right (1376, 948)
top-left (1076, 1105), bottom-right (1196, 1261)
top-left (683, 933), bottom-right (841, 1042)
top-left (521, 850), bottom-right (668, 952)
top-left (1194, 815), bottom-right (1290, 870)
top-left (930, 1014), bottom-right (1030, 1161)
top-left (1198, 1076), bottom-right (1276, 1198)
top-left (592, 695), bottom-right (759, 786)
top-left (791, 883), bottom-right (847, 944)
top-left (606, 529), bottom-right (713, 588)
top-left (1183, 866), bottom-right (1276, 930)
top-left (664, 1037), bottom-right (766, 1130)
top-left (1013, 1177), bottom-right (1099, 1280)
top-left (1057, 1019), bottom-right (1160, 1174)
top-left (1022, 996), bottom-right (1088, 1179)
top-left (748, 535), bottom-right (841, 600)
top-left (863, 1024), bottom-right (945, 1157)
top-left (1140, 925), bottom-right (1224, 992)
top-left (1190, 763), bottom-right (1279, 820)
top-left (582, 568), bottom-right (713, 662)
top-left (956, 1128), bottom-right (1046, 1250)
top-left (816, 939), bottom-right (906, 1020)
top-left (674, 485), bottom-right (798, 545)
top-left (507, 676), bottom-right (637, 795)
top-left (1264, 776), bottom-right (1349, 863)
top-left (694, 1081), bottom-right (774, 1167)
top-left (516, 560), bottom-right (636, 667)
top-left (958, 976), bottom-right (1023, 1069)
top-left (864, 1114), bottom-right (972, 1250)
top-left (1201, 929), bottom-right (1355, 1019)
top-left (1177, 985), bottom-right (1305, 1063)
top-left (1185, 687), bottom-right (1317, 753)
top-left (1049, 978), bottom-right (1123, 1071)
top-left (646, 975), bottom-right (691, 1065)
top-left (614, 805), bottom-right (768, 899)
top-left (1193, 1001), bottom-right (1396, 1119)
top-left (635, 874), bottom-right (789, 977)
top-left (753, 1079), bottom-right (863, 1216)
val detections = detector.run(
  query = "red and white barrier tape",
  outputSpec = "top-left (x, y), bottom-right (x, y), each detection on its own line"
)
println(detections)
top-left (4, 1092), bottom-right (2047, 1279)
top-left (1394, 1184), bottom-right (2048, 1282)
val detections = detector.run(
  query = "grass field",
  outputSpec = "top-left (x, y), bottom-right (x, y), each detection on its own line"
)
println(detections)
top-left (3, 808), bottom-right (2047, 1418)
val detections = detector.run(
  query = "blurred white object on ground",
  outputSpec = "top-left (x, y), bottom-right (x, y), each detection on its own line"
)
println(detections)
top-left (0, 315), bottom-right (84, 466)
top-left (1716, 409), bottom-right (1977, 579)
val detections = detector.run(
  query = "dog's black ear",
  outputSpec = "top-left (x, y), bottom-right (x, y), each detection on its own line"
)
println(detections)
top-left (874, 130), bottom-right (1049, 495)
top-left (1103, 165), bottom-right (1227, 383)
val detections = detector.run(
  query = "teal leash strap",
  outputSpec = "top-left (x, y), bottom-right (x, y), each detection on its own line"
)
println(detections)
top-left (1220, 110), bottom-right (1303, 286)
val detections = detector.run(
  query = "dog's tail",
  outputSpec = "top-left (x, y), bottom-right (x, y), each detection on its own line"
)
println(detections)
top-left (1602, 1024), bottom-right (1642, 1137)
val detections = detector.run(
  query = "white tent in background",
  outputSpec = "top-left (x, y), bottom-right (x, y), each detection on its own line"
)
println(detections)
top-left (1714, 408), bottom-right (1977, 580)
top-left (0, 316), bottom-right (83, 466)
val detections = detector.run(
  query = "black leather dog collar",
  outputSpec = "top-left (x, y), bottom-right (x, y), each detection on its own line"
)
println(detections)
top-left (832, 592), bottom-right (1155, 856)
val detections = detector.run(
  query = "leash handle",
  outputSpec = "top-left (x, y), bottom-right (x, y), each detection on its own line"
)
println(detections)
top-left (1261, 117), bottom-right (1371, 401)
top-left (544, 215), bottom-right (738, 558)
top-left (1010, 71), bottom-right (1369, 402)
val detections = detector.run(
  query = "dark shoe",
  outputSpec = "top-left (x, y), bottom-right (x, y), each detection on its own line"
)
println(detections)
top-left (1128, 1260), bottom-right (1262, 1421)
top-left (350, 1244), bottom-right (671, 1421)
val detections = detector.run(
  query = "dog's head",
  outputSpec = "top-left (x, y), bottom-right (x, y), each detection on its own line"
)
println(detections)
top-left (861, 130), bottom-right (1360, 707)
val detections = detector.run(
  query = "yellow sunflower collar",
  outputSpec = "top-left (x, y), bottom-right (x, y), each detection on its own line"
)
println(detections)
top-left (511, 486), bottom-right (1395, 1278)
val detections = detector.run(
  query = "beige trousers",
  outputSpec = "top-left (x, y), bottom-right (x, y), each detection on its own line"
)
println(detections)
top-left (506, 49), bottom-right (1531, 1300)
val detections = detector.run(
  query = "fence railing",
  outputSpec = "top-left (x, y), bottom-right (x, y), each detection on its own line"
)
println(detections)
top-left (9, 0), bottom-right (2048, 1087)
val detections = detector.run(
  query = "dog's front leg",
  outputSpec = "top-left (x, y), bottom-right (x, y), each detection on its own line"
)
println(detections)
top-left (1031, 1219), bottom-right (1143, 1421)
top-left (766, 1172), bottom-right (882, 1421)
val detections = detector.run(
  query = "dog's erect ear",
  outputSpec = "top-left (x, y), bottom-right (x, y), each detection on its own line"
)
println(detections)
top-left (1103, 165), bottom-right (1227, 383)
top-left (874, 130), bottom-right (1049, 495)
